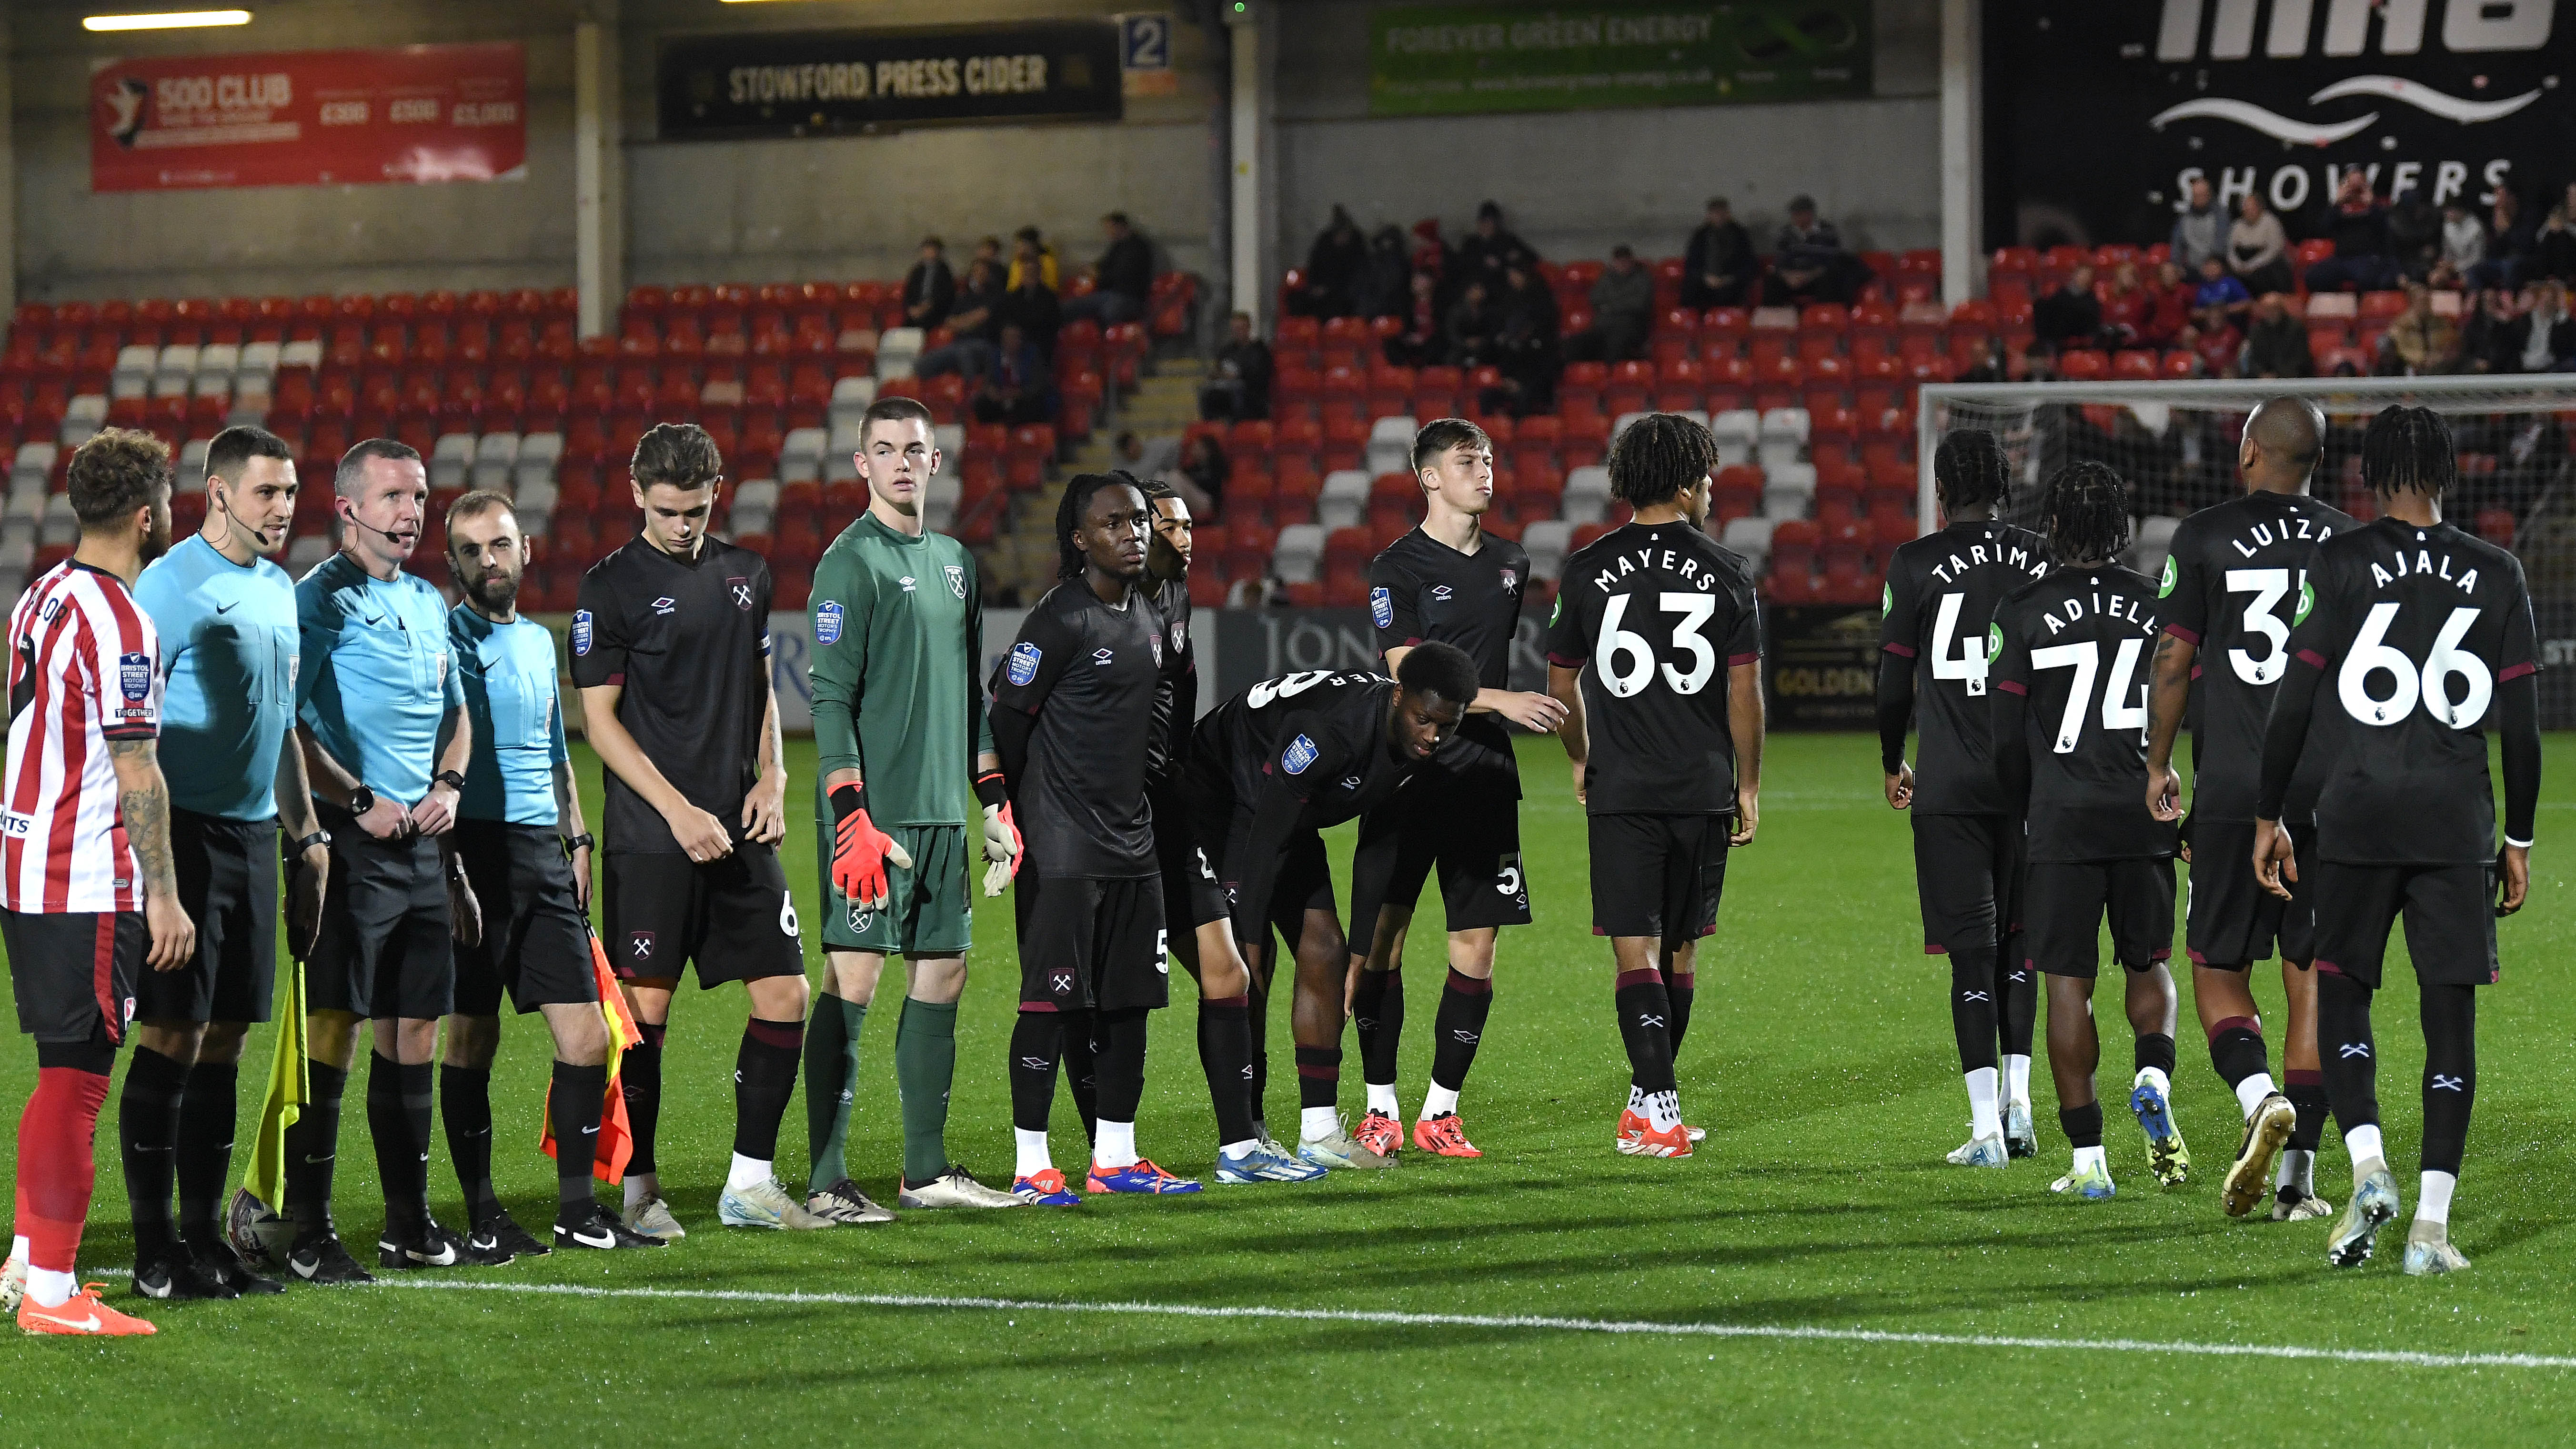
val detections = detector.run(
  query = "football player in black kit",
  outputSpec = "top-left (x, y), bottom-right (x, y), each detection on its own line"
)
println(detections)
top-left (1877, 430), bottom-right (2048, 1168)
top-left (2255, 405), bottom-right (2541, 1276)
top-left (1346, 419), bottom-right (1568, 1161)
top-left (1183, 645), bottom-right (1478, 1170)
top-left (2143, 397), bottom-right (2354, 1222)
top-left (1991, 462), bottom-right (2187, 1202)
top-left (1546, 413), bottom-right (1764, 1160)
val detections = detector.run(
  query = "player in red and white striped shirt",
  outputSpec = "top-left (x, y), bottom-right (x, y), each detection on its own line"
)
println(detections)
top-left (1, 428), bottom-right (194, 1338)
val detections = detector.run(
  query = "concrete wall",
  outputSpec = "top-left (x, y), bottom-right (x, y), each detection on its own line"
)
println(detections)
top-left (1272, 0), bottom-right (1942, 277)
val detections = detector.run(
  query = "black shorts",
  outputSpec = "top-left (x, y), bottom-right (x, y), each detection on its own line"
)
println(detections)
top-left (2022, 857), bottom-right (2176, 979)
top-left (4, 909), bottom-right (141, 1044)
top-left (2310, 859), bottom-right (2500, 990)
top-left (1015, 873), bottom-right (1169, 1013)
top-left (1587, 813), bottom-right (1728, 943)
top-left (134, 809), bottom-right (277, 1025)
top-left (2185, 818), bottom-right (2316, 969)
top-left (1149, 782), bottom-right (1231, 942)
top-left (1911, 812), bottom-right (2022, 956)
top-left (603, 842), bottom-right (806, 988)
top-left (1191, 768), bottom-right (1337, 955)
top-left (307, 805), bottom-right (454, 1021)
top-left (1347, 760), bottom-right (1530, 945)
top-left (453, 820), bottom-right (599, 1016)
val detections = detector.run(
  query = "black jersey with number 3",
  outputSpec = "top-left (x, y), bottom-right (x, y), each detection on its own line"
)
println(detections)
top-left (1878, 520), bottom-right (2049, 814)
top-left (1545, 521), bottom-right (1762, 816)
top-left (1989, 566), bottom-right (2178, 863)
top-left (989, 582), bottom-right (1172, 880)
top-left (2157, 491), bottom-right (2355, 821)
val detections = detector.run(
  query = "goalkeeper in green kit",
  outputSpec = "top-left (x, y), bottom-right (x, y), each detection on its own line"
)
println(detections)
top-left (802, 396), bottom-right (1026, 1218)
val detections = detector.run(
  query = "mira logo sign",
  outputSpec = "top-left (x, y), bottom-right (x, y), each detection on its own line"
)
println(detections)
top-left (2153, 0), bottom-right (2555, 61)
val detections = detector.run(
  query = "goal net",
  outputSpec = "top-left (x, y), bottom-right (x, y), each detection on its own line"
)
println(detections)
top-left (1916, 374), bottom-right (2576, 727)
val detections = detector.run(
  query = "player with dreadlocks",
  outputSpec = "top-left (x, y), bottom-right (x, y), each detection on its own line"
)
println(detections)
top-left (987, 474), bottom-right (1203, 1198)
top-left (2254, 405), bottom-right (2540, 1275)
top-left (1989, 462), bottom-right (2186, 1201)
top-left (1876, 429), bottom-right (2049, 1168)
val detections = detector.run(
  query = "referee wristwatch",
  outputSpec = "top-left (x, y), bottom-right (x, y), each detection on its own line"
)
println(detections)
top-left (433, 769), bottom-right (466, 793)
top-left (566, 833), bottom-right (595, 853)
top-left (347, 785), bottom-right (377, 816)
top-left (292, 829), bottom-right (330, 855)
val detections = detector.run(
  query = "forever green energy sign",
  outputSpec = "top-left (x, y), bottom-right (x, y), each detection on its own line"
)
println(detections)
top-left (1368, 2), bottom-right (1870, 117)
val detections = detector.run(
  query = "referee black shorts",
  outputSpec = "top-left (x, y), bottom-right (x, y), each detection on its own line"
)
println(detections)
top-left (1347, 756), bottom-right (1530, 947)
top-left (603, 840), bottom-right (806, 988)
top-left (1014, 872), bottom-right (1169, 1014)
top-left (2021, 857), bottom-right (2175, 980)
top-left (3, 908), bottom-right (142, 1045)
top-left (133, 808), bottom-right (277, 1026)
top-left (2184, 817), bottom-right (2316, 969)
top-left (306, 803), bottom-right (454, 1021)
top-left (2310, 858), bottom-right (2500, 991)
top-left (453, 819), bottom-right (599, 1016)
top-left (1910, 812), bottom-right (2021, 958)
top-left (1587, 812), bottom-right (1728, 945)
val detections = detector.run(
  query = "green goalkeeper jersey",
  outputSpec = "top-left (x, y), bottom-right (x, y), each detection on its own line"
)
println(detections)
top-left (808, 512), bottom-right (992, 828)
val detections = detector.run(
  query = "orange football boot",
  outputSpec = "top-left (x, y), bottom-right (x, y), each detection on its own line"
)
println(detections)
top-left (20, 1284), bottom-right (156, 1337)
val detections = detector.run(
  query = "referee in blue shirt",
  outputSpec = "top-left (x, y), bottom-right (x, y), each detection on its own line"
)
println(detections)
top-left (125, 424), bottom-right (328, 1301)
top-left (279, 438), bottom-right (481, 1283)
top-left (442, 492), bottom-right (657, 1253)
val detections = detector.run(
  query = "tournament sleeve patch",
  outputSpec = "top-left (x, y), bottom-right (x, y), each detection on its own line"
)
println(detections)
top-left (572, 609), bottom-right (594, 657)
top-left (1281, 733), bottom-right (1319, 775)
top-left (1986, 622), bottom-right (2004, 658)
top-left (1881, 582), bottom-right (1893, 615)
top-left (1369, 586), bottom-right (1394, 631)
top-left (2294, 579), bottom-right (2314, 624)
top-left (815, 600), bottom-right (844, 645)
top-left (2157, 555), bottom-right (2178, 598)
top-left (1006, 640), bottom-right (1042, 687)
top-left (117, 652), bottom-right (151, 702)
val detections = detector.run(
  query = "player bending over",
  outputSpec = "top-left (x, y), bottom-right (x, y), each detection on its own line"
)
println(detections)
top-left (1876, 429), bottom-right (2047, 1167)
top-left (1991, 462), bottom-right (2187, 1201)
top-left (2254, 405), bottom-right (2540, 1275)
top-left (2143, 397), bottom-right (2353, 1221)
top-left (1545, 413), bottom-right (1764, 1159)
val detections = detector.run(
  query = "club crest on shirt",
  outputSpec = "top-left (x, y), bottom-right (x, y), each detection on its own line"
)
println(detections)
top-left (1007, 641), bottom-right (1042, 686)
top-left (946, 564), bottom-right (967, 598)
top-left (815, 600), bottom-right (845, 645)
top-left (117, 652), bottom-right (150, 702)
top-left (1499, 569), bottom-right (1519, 595)
top-left (1148, 631), bottom-right (1163, 667)
top-left (1281, 733), bottom-right (1318, 775)
top-left (572, 610), bottom-right (593, 656)
top-left (1170, 620), bottom-right (1187, 655)
top-left (727, 577), bottom-right (754, 611)
top-left (1370, 587), bottom-right (1393, 630)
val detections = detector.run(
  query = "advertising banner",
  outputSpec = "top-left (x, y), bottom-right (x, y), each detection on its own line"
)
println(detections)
top-left (90, 43), bottom-right (526, 193)
top-left (1984, 0), bottom-right (2572, 251)
top-left (657, 21), bottom-right (1123, 139)
top-left (1760, 604), bottom-right (1879, 731)
top-left (1367, 1), bottom-right (1871, 118)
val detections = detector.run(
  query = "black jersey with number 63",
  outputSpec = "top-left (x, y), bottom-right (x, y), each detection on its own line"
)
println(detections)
top-left (1990, 566), bottom-right (2177, 863)
top-left (1545, 521), bottom-right (1762, 816)
top-left (2271, 518), bottom-right (2537, 866)
top-left (1878, 520), bottom-right (2049, 815)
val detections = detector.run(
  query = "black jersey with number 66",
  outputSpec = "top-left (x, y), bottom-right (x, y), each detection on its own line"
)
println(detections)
top-left (1990, 565), bottom-right (2178, 863)
top-left (1878, 520), bottom-right (2049, 815)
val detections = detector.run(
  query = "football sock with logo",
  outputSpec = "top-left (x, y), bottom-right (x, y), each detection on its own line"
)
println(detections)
top-left (440, 1063), bottom-right (503, 1225)
top-left (1008, 1012), bottom-right (1063, 1136)
top-left (731, 1017), bottom-right (804, 1168)
top-left (1063, 1014), bottom-right (1102, 1144)
top-left (1197, 996), bottom-right (1257, 1149)
top-left (804, 996), bottom-right (864, 1193)
top-left (117, 1045), bottom-right (188, 1258)
top-left (1614, 969), bottom-right (1676, 1097)
top-left (2284, 1067), bottom-right (2330, 1152)
top-left (895, 998), bottom-right (959, 1185)
top-left (1665, 970), bottom-right (1696, 1059)
top-left (1948, 946), bottom-right (2001, 1074)
top-left (284, 1059), bottom-right (345, 1237)
top-left (2417, 982), bottom-right (2476, 1178)
top-left (1353, 967), bottom-right (1402, 1108)
top-left (622, 1022), bottom-right (664, 1187)
top-left (1245, 973), bottom-right (1271, 1126)
top-left (174, 1058), bottom-right (237, 1244)
top-left (1999, 941), bottom-right (2038, 1059)
top-left (1092, 1010), bottom-right (1149, 1169)
top-left (1425, 969), bottom-right (1492, 1110)
top-left (2316, 971), bottom-right (2382, 1179)
top-left (366, 1054), bottom-right (432, 1236)
top-left (549, 1061), bottom-right (607, 1218)
top-left (2205, 1014), bottom-right (2275, 1117)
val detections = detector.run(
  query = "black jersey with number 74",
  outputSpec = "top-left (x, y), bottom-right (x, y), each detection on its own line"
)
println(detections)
top-left (1989, 565), bottom-right (2178, 863)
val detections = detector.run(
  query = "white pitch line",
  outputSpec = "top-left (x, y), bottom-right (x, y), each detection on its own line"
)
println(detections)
top-left (367, 1278), bottom-right (2576, 1371)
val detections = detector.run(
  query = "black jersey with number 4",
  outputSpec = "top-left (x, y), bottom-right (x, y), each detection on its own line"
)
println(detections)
top-left (2264, 519), bottom-right (2537, 866)
top-left (989, 582), bottom-right (1171, 880)
top-left (1545, 521), bottom-right (1762, 816)
top-left (1370, 527), bottom-right (1531, 781)
top-left (2158, 491), bottom-right (2355, 821)
top-left (1878, 520), bottom-right (2049, 815)
top-left (1989, 566), bottom-right (2177, 863)
top-left (570, 537), bottom-right (774, 855)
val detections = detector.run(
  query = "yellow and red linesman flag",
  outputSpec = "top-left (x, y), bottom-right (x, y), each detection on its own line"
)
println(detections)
top-left (539, 926), bottom-right (641, 1183)
top-left (242, 956), bottom-right (307, 1210)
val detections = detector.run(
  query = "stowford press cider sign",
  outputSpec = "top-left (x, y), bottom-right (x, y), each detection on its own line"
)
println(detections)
top-left (658, 21), bottom-right (1123, 138)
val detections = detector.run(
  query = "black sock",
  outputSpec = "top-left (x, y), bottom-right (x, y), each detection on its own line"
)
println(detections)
top-left (623, 1024), bottom-right (664, 1179)
top-left (1999, 948), bottom-right (2037, 1058)
top-left (731, 1017), bottom-right (804, 1163)
top-left (549, 1061), bottom-right (607, 1219)
top-left (2284, 1069), bottom-right (2330, 1152)
top-left (118, 1046), bottom-right (189, 1257)
top-left (1063, 1010), bottom-right (1101, 1144)
top-left (174, 1057), bottom-right (238, 1242)
top-left (2133, 1032), bottom-right (2177, 1079)
top-left (1614, 969), bottom-right (1676, 1096)
top-left (285, 1060), bottom-right (346, 1238)
top-left (1093, 1009), bottom-right (1148, 1125)
top-left (441, 1063), bottom-right (502, 1225)
top-left (367, 1054), bottom-right (432, 1235)
top-left (1353, 968), bottom-right (1402, 1089)
top-left (1246, 973), bottom-right (1270, 1123)
top-left (1666, 970), bottom-right (1696, 1060)
top-left (2205, 1015), bottom-right (2269, 1092)
top-left (1948, 946), bottom-right (2000, 1074)
top-left (1295, 1045), bottom-right (1342, 1111)
top-left (2316, 971), bottom-right (2381, 1142)
top-left (1198, 996), bottom-right (1256, 1147)
top-left (1009, 1012), bottom-right (1064, 1134)
top-left (1428, 969), bottom-right (1492, 1094)
top-left (2059, 1100), bottom-right (2105, 1149)
top-left (2418, 982), bottom-right (2477, 1177)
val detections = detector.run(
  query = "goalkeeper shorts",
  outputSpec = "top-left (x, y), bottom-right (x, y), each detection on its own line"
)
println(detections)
top-left (817, 820), bottom-right (974, 957)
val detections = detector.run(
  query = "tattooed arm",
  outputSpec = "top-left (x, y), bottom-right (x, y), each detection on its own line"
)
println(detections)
top-left (108, 736), bottom-right (197, 971)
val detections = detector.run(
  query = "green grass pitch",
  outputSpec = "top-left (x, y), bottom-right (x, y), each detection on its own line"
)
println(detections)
top-left (3, 733), bottom-right (2575, 1444)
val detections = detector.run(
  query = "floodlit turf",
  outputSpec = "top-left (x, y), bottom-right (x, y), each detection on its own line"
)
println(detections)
top-left (3, 733), bottom-right (2574, 1443)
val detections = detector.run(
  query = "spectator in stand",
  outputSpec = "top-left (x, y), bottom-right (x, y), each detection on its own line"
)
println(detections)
top-left (1113, 429), bottom-right (1181, 479)
top-left (2469, 187), bottom-right (2533, 290)
top-left (1384, 271), bottom-right (1443, 367)
top-left (2169, 175), bottom-right (2225, 270)
top-left (1681, 196), bottom-right (1755, 309)
top-left (2440, 201), bottom-right (2488, 281)
top-left (2099, 261), bottom-right (2150, 346)
top-left (901, 236), bottom-right (956, 330)
top-left (1566, 245), bottom-right (1655, 362)
top-left (1768, 195), bottom-right (1857, 304)
top-left (2386, 188), bottom-right (2444, 280)
top-left (2137, 259), bottom-right (2199, 349)
top-left (1006, 225), bottom-right (1060, 291)
top-left (1166, 432), bottom-right (1230, 518)
top-left (2191, 302), bottom-right (2244, 377)
top-left (2533, 193), bottom-right (2576, 283)
top-left (1483, 263), bottom-right (1561, 418)
top-left (2033, 264), bottom-right (2105, 350)
top-left (1454, 201), bottom-right (1538, 299)
top-left (2462, 286), bottom-right (2517, 371)
top-left (2193, 253), bottom-right (2253, 321)
top-left (2020, 345), bottom-right (2059, 382)
top-left (2242, 292), bottom-right (2311, 378)
top-left (1361, 225), bottom-right (1412, 319)
top-left (996, 255), bottom-right (1062, 360)
top-left (1198, 311), bottom-right (1275, 423)
top-left (2227, 195), bottom-right (2294, 296)
top-left (1062, 211), bottom-right (1156, 326)
top-left (1409, 219), bottom-right (1449, 287)
top-left (2304, 171), bottom-right (2398, 292)
top-left (1445, 280), bottom-right (1497, 369)
top-left (2490, 281), bottom-right (2576, 373)
top-left (971, 322), bottom-right (1055, 424)
top-left (1294, 206), bottom-right (1368, 319)
top-left (2380, 281), bottom-right (2462, 374)
top-left (1954, 338), bottom-right (2010, 382)
top-left (911, 257), bottom-right (1005, 380)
